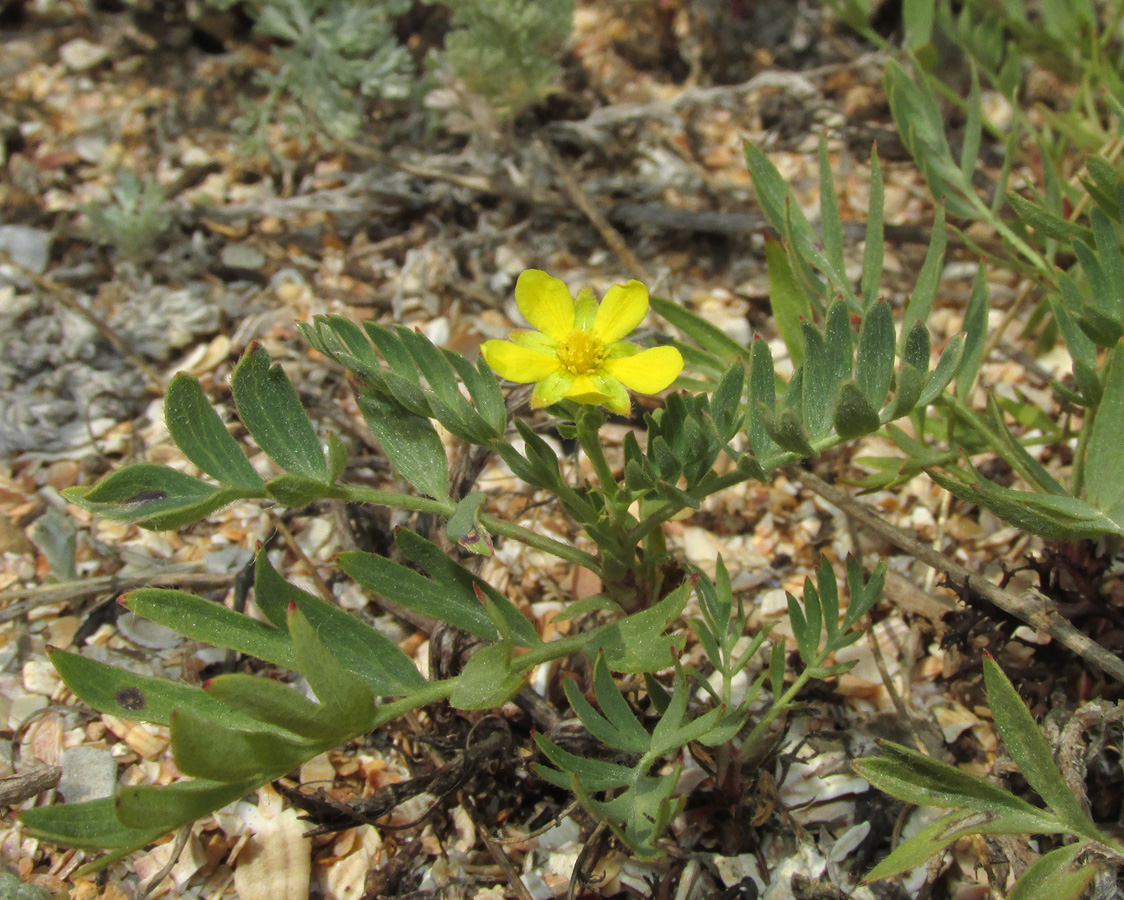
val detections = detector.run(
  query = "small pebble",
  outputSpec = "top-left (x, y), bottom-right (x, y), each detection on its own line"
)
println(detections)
top-left (58, 38), bottom-right (110, 72)
top-left (58, 746), bottom-right (117, 804)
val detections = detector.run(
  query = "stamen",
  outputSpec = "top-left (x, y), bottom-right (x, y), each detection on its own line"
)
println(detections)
top-left (556, 331), bottom-right (607, 375)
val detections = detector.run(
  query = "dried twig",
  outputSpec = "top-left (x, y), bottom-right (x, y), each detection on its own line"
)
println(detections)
top-left (462, 794), bottom-right (537, 900)
top-left (0, 571), bottom-right (233, 622)
top-left (536, 138), bottom-right (653, 284)
top-left (793, 469), bottom-right (1124, 683)
top-left (0, 765), bottom-right (60, 806)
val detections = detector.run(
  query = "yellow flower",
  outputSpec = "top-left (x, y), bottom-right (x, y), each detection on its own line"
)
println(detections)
top-left (481, 270), bottom-right (684, 415)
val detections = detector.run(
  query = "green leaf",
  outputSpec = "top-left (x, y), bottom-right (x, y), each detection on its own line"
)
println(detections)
top-left (746, 337), bottom-right (779, 460)
top-left (834, 381), bottom-right (881, 439)
top-left (843, 556), bottom-right (884, 629)
top-left (62, 464), bottom-right (247, 530)
top-left (252, 549), bottom-right (426, 696)
top-left (48, 647), bottom-right (289, 734)
top-left (746, 143), bottom-right (837, 290)
top-left (288, 603), bottom-right (379, 734)
top-left (902, 320), bottom-right (930, 372)
top-left (123, 589), bottom-right (297, 669)
top-left (862, 805), bottom-right (1069, 882)
top-left (761, 404), bottom-right (815, 457)
top-left (959, 64), bottom-right (982, 185)
top-left (590, 653), bottom-right (651, 750)
top-left (901, 205), bottom-right (946, 336)
top-left (164, 374), bottom-right (264, 491)
top-left (170, 707), bottom-right (312, 781)
top-left (449, 642), bottom-right (523, 710)
top-left (887, 364), bottom-right (925, 419)
top-left (326, 432), bottom-right (348, 484)
top-left (768, 640), bottom-right (786, 697)
top-left (563, 663), bottom-right (647, 754)
top-left (860, 146), bottom-right (884, 308)
top-left (902, 0), bottom-right (935, 46)
top-left (204, 674), bottom-right (346, 741)
top-left (1084, 345), bottom-right (1124, 516)
top-left (1008, 843), bottom-right (1099, 900)
top-left (114, 778), bottom-right (259, 832)
top-left (855, 740), bottom-right (1048, 813)
top-left (447, 491), bottom-right (487, 542)
top-left (339, 550), bottom-right (495, 641)
top-left (584, 577), bottom-right (691, 673)
top-left (356, 389), bottom-right (449, 500)
top-left (394, 528), bottom-right (540, 647)
top-left (919, 333), bottom-right (965, 407)
top-left (983, 657), bottom-right (1101, 839)
top-left (765, 237), bottom-right (812, 367)
top-left (928, 469), bottom-right (1124, 539)
top-left (855, 300), bottom-right (894, 409)
top-left (264, 473), bottom-right (344, 507)
top-left (710, 362), bottom-right (746, 441)
top-left (20, 796), bottom-right (162, 852)
top-left (533, 734), bottom-right (636, 791)
top-left (819, 138), bottom-right (848, 304)
top-left (231, 345), bottom-right (327, 482)
top-left (649, 297), bottom-right (747, 366)
top-left (1007, 192), bottom-right (1092, 243)
top-left (955, 267), bottom-right (989, 397)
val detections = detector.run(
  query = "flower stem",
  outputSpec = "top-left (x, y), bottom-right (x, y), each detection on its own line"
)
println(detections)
top-left (575, 405), bottom-right (619, 499)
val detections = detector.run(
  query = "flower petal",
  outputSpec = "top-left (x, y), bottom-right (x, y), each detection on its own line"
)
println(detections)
top-left (573, 286), bottom-right (598, 331)
top-left (594, 280), bottom-right (649, 343)
top-left (481, 340), bottom-right (561, 383)
top-left (509, 330), bottom-right (558, 353)
top-left (531, 369), bottom-right (575, 408)
top-left (602, 345), bottom-right (684, 393)
top-left (515, 270), bottom-right (574, 342)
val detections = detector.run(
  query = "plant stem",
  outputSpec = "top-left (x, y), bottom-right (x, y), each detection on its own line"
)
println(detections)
top-left (478, 511), bottom-right (599, 571)
top-left (338, 485), bottom-right (456, 516)
top-left (339, 485), bottom-right (599, 571)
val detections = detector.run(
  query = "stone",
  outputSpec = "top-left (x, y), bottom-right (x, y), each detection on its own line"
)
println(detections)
top-left (58, 746), bottom-right (117, 804)
top-left (58, 38), bottom-right (111, 73)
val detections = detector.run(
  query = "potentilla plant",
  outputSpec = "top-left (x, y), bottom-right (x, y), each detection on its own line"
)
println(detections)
top-left (20, 240), bottom-right (963, 873)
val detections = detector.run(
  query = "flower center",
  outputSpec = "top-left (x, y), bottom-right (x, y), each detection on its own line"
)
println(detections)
top-left (556, 330), bottom-right (607, 375)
